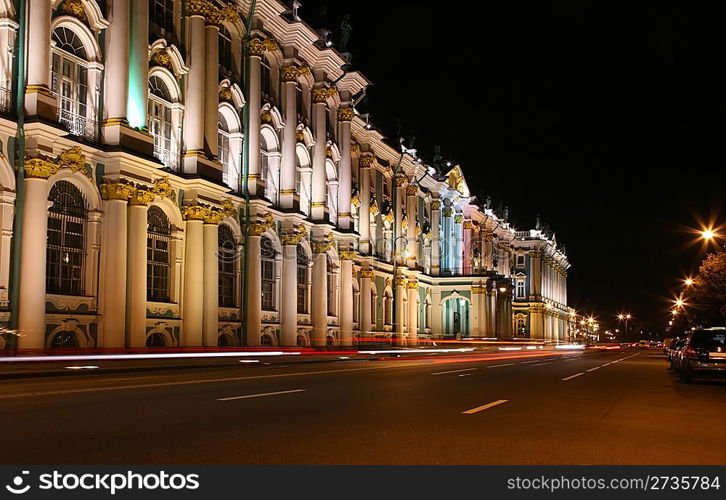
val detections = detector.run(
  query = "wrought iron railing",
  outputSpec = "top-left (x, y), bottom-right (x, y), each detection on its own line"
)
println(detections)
top-left (56, 97), bottom-right (98, 141)
top-left (0, 86), bottom-right (12, 114)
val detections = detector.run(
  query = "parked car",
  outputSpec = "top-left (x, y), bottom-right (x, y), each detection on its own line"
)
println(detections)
top-left (667, 339), bottom-right (685, 370)
top-left (676, 328), bottom-right (726, 383)
top-left (663, 338), bottom-right (674, 354)
top-left (638, 340), bottom-right (649, 348)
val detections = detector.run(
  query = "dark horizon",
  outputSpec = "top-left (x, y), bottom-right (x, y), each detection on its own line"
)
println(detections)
top-left (301, 0), bottom-right (725, 333)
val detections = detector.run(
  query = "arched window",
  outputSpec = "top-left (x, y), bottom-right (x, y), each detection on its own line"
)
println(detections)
top-left (150, 0), bottom-right (174, 33)
top-left (218, 26), bottom-right (233, 74)
top-left (296, 245), bottom-right (308, 314)
top-left (371, 290), bottom-right (377, 326)
top-left (326, 255), bottom-right (335, 316)
top-left (51, 27), bottom-right (96, 140)
top-left (261, 58), bottom-right (272, 101)
top-left (147, 206), bottom-right (171, 302)
top-left (47, 181), bottom-right (87, 296)
top-left (148, 75), bottom-right (180, 170)
top-left (261, 236), bottom-right (276, 311)
top-left (260, 132), bottom-right (279, 202)
top-left (218, 224), bottom-right (236, 308)
top-left (218, 112), bottom-right (231, 182)
top-left (326, 160), bottom-right (338, 224)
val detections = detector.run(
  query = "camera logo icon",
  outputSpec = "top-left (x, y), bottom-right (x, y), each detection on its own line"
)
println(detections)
top-left (5, 471), bottom-right (31, 495)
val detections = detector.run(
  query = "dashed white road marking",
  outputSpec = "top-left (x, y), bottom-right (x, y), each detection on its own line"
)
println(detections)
top-left (217, 389), bottom-right (306, 401)
top-left (487, 363), bottom-right (515, 369)
top-left (586, 367), bottom-right (601, 373)
top-left (462, 399), bottom-right (509, 415)
top-left (562, 372), bottom-right (584, 381)
top-left (563, 353), bottom-right (640, 381)
top-left (431, 368), bottom-right (478, 376)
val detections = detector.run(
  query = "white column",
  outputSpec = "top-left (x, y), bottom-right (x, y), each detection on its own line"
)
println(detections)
top-left (17, 175), bottom-right (49, 349)
top-left (100, 186), bottom-right (129, 347)
top-left (339, 251), bottom-right (354, 346)
top-left (25, 0), bottom-right (53, 116)
top-left (407, 279), bottom-right (418, 345)
top-left (360, 269), bottom-right (373, 338)
top-left (204, 23), bottom-right (220, 158)
top-left (280, 241), bottom-right (298, 346)
top-left (280, 67), bottom-right (298, 209)
top-left (183, 13), bottom-right (206, 164)
top-left (454, 214), bottom-right (463, 275)
top-left (126, 196), bottom-right (150, 347)
top-left (182, 216), bottom-right (204, 346)
top-left (311, 88), bottom-right (328, 220)
top-left (245, 232), bottom-right (262, 345)
top-left (202, 221), bottom-right (219, 347)
top-left (337, 107), bottom-right (353, 230)
top-left (463, 220), bottom-right (473, 275)
top-left (431, 200), bottom-right (441, 275)
top-left (405, 185), bottom-right (418, 268)
top-left (103, 0), bottom-right (130, 123)
top-left (246, 42), bottom-right (265, 195)
top-left (127, 0), bottom-right (149, 127)
top-left (394, 275), bottom-right (406, 343)
top-left (394, 177), bottom-right (405, 265)
top-left (358, 156), bottom-right (373, 254)
top-left (311, 242), bottom-right (328, 345)
top-left (470, 287), bottom-right (480, 337)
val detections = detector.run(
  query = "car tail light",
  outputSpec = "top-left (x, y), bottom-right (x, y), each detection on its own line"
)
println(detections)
top-left (685, 345), bottom-right (699, 359)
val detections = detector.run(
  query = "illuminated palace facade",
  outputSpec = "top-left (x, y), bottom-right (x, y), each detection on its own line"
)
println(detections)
top-left (0, 0), bottom-right (569, 350)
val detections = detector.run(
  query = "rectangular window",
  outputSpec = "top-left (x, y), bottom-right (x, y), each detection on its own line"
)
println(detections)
top-left (516, 254), bottom-right (526, 268)
top-left (261, 260), bottom-right (276, 311)
top-left (296, 265), bottom-right (308, 314)
top-left (516, 280), bottom-right (526, 299)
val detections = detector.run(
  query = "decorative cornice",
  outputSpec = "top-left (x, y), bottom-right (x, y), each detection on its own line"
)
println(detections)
top-left (337, 107), bottom-right (355, 122)
top-left (58, 146), bottom-right (90, 179)
top-left (187, 0), bottom-right (238, 25)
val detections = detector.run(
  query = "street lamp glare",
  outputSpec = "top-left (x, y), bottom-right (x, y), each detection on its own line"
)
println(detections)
top-left (702, 229), bottom-right (715, 241)
top-left (684, 278), bottom-right (694, 286)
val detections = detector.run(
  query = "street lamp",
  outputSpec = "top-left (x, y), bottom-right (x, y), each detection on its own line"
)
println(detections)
top-left (617, 313), bottom-right (632, 342)
top-left (684, 277), bottom-right (694, 287)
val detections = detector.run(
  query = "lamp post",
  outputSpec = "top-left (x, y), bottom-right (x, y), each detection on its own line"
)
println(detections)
top-left (617, 313), bottom-right (632, 343)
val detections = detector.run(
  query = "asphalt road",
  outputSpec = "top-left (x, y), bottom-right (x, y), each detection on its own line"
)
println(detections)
top-left (1, 348), bottom-right (725, 465)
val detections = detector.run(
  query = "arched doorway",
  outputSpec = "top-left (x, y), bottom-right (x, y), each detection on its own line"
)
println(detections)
top-left (442, 296), bottom-right (470, 338)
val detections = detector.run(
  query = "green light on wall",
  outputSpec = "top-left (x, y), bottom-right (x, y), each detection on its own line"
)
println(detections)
top-left (127, 65), bottom-right (146, 129)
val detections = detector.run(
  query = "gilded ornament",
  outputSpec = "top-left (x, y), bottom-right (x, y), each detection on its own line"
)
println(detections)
top-left (446, 166), bottom-right (465, 194)
top-left (454, 215), bottom-right (464, 224)
top-left (360, 270), bottom-right (374, 279)
top-left (394, 277), bottom-right (406, 287)
top-left (395, 176), bottom-right (406, 187)
top-left (58, 146), bottom-right (88, 176)
top-left (182, 204), bottom-right (209, 221)
top-left (281, 66), bottom-right (299, 82)
top-left (463, 220), bottom-right (473, 230)
top-left (249, 37), bottom-right (279, 57)
top-left (359, 154), bottom-right (374, 168)
top-left (61, 0), bottom-right (88, 23)
top-left (281, 224), bottom-right (307, 245)
top-left (337, 107), bottom-right (355, 122)
top-left (339, 250), bottom-right (356, 260)
top-left (407, 280), bottom-right (419, 290)
top-left (219, 86), bottom-right (234, 103)
top-left (129, 187), bottom-right (155, 206)
top-left (442, 207), bottom-right (454, 217)
top-left (151, 176), bottom-right (174, 200)
top-left (152, 50), bottom-right (173, 71)
top-left (261, 110), bottom-right (273, 124)
top-left (23, 157), bottom-right (58, 179)
top-left (406, 185), bottom-right (418, 196)
top-left (351, 192), bottom-right (360, 208)
top-left (430, 200), bottom-right (441, 210)
top-left (325, 145), bottom-right (333, 158)
top-left (312, 87), bottom-right (336, 103)
top-left (221, 199), bottom-right (236, 218)
top-left (100, 182), bottom-right (133, 201)
top-left (204, 208), bottom-right (225, 224)
top-left (312, 232), bottom-right (334, 254)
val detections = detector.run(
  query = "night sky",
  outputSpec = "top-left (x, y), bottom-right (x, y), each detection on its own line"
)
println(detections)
top-left (300, 0), bottom-right (725, 332)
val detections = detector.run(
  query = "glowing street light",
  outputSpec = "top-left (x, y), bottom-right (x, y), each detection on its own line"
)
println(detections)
top-left (684, 277), bottom-right (694, 287)
top-left (702, 229), bottom-right (715, 241)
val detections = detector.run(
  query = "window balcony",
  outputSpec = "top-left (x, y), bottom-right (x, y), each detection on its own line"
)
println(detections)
top-left (57, 100), bottom-right (98, 142)
top-left (154, 144), bottom-right (180, 171)
top-left (0, 85), bottom-right (11, 114)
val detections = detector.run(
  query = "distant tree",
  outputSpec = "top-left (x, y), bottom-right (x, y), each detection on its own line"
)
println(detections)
top-left (686, 249), bottom-right (726, 326)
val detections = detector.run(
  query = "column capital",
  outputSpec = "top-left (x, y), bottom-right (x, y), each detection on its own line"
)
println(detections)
top-left (129, 188), bottom-right (155, 206)
top-left (395, 176), bottom-right (407, 188)
top-left (359, 153), bottom-right (375, 169)
top-left (454, 214), bottom-right (464, 224)
top-left (281, 224), bottom-right (307, 245)
top-left (100, 182), bottom-right (133, 201)
top-left (360, 269), bottom-right (375, 279)
top-left (182, 204), bottom-right (208, 222)
top-left (337, 107), bottom-right (355, 122)
top-left (339, 250), bottom-right (357, 260)
top-left (23, 158), bottom-right (58, 179)
top-left (312, 87), bottom-right (337, 103)
top-left (394, 276), bottom-right (406, 288)
top-left (430, 200), bottom-right (442, 210)
top-left (463, 220), bottom-right (474, 230)
top-left (442, 207), bottom-right (454, 217)
top-left (312, 233), bottom-right (334, 254)
top-left (407, 279), bottom-right (419, 289)
top-left (249, 37), bottom-right (279, 57)
top-left (405, 185), bottom-right (418, 196)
